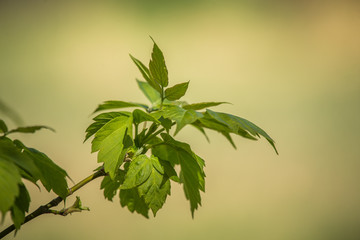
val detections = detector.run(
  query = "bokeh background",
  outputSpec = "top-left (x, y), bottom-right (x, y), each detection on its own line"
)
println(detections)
top-left (1, 1), bottom-right (360, 239)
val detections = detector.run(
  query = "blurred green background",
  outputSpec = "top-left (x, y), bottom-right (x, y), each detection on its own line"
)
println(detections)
top-left (1, 1), bottom-right (360, 239)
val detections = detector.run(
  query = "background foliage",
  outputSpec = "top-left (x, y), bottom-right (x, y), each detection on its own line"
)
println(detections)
top-left (1, 1), bottom-right (359, 240)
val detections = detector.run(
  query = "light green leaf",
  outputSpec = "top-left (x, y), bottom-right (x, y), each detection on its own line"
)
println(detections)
top-left (149, 38), bottom-right (168, 88)
top-left (0, 119), bottom-right (8, 133)
top-left (183, 102), bottom-right (228, 111)
top-left (93, 100), bottom-right (148, 113)
top-left (121, 155), bottom-right (152, 189)
top-left (85, 111), bottom-right (131, 142)
top-left (0, 160), bottom-right (21, 216)
top-left (137, 164), bottom-right (170, 216)
top-left (130, 55), bottom-right (161, 93)
top-left (164, 81), bottom-right (189, 101)
top-left (133, 109), bottom-right (160, 125)
top-left (136, 79), bottom-right (161, 104)
top-left (7, 125), bottom-right (55, 135)
top-left (119, 188), bottom-right (149, 218)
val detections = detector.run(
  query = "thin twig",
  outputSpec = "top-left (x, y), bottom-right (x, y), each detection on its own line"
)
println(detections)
top-left (0, 168), bottom-right (106, 239)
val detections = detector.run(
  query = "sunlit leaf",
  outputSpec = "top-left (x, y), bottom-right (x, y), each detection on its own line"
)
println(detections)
top-left (183, 102), bottom-right (228, 111)
top-left (130, 55), bottom-right (161, 93)
top-left (93, 101), bottom-right (148, 113)
top-left (136, 79), bottom-right (161, 104)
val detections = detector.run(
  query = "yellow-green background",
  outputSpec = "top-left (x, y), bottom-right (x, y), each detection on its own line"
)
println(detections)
top-left (1, 1), bottom-right (359, 239)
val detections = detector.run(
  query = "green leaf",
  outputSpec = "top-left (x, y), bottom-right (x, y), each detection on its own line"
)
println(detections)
top-left (25, 147), bottom-right (69, 199)
top-left (206, 109), bottom-right (278, 154)
top-left (10, 184), bottom-right (30, 230)
top-left (133, 109), bottom-right (160, 125)
top-left (151, 133), bottom-right (205, 217)
top-left (130, 55), bottom-right (161, 93)
top-left (0, 160), bottom-right (21, 216)
top-left (85, 111), bottom-right (130, 142)
top-left (92, 115), bottom-right (133, 179)
top-left (119, 188), bottom-right (149, 218)
top-left (0, 119), bottom-right (8, 133)
top-left (183, 102), bottom-right (228, 111)
top-left (7, 125), bottom-right (55, 135)
top-left (136, 79), bottom-right (161, 104)
top-left (190, 123), bottom-right (210, 142)
top-left (164, 81), bottom-right (189, 101)
top-left (149, 38), bottom-right (168, 88)
top-left (175, 110), bottom-right (203, 135)
top-left (0, 138), bottom-right (40, 184)
top-left (100, 171), bottom-right (125, 201)
top-left (93, 101), bottom-right (148, 113)
top-left (121, 155), bottom-right (152, 189)
top-left (137, 157), bottom-right (170, 216)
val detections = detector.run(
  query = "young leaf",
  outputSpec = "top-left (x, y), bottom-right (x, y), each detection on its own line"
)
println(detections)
top-left (85, 111), bottom-right (131, 142)
top-left (7, 125), bottom-right (55, 135)
top-left (164, 81), bottom-right (189, 101)
top-left (0, 119), bottom-right (8, 133)
top-left (149, 38), bottom-right (168, 88)
top-left (92, 115), bottom-right (133, 179)
top-left (136, 79), bottom-right (161, 104)
top-left (130, 55), bottom-right (161, 93)
top-left (0, 160), bottom-right (21, 216)
top-left (132, 109), bottom-right (160, 125)
top-left (183, 102), bottom-right (228, 111)
top-left (93, 100), bottom-right (148, 113)
top-left (120, 188), bottom-right (149, 218)
top-left (121, 155), bottom-right (152, 189)
top-left (137, 162), bottom-right (170, 216)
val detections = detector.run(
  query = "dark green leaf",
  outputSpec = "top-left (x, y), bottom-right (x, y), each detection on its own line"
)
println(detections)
top-left (0, 119), bottom-right (8, 133)
top-left (7, 125), bottom-right (55, 135)
top-left (25, 148), bottom-right (69, 199)
top-left (164, 81), bottom-right (189, 101)
top-left (133, 109), bottom-right (160, 125)
top-left (136, 79), bottom-right (161, 104)
top-left (159, 159), bottom-right (180, 182)
top-left (130, 55), bottom-right (161, 93)
top-left (206, 109), bottom-right (278, 154)
top-left (175, 110), bottom-right (203, 135)
top-left (121, 155), bottom-right (152, 189)
top-left (190, 123), bottom-right (210, 142)
top-left (92, 115), bottom-right (133, 179)
top-left (10, 184), bottom-right (30, 230)
top-left (93, 101), bottom-right (148, 113)
top-left (0, 138), bottom-right (40, 184)
top-left (152, 133), bottom-right (205, 217)
top-left (100, 171), bottom-right (125, 201)
top-left (0, 160), bottom-right (21, 216)
top-left (158, 117), bottom-right (172, 132)
top-left (183, 102), bottom-right (228, 111)
top-left (149, 38), bottom-right (168, 88)
top-left (119, 188), bottom-right (149, 218)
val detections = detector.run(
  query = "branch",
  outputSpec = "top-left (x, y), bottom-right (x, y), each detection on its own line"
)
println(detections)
top-left (0, 168), bottom-right (106, 239)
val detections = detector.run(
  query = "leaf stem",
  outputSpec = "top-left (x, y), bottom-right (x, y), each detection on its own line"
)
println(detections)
top-left (0, 168), bottom-right (106, 239)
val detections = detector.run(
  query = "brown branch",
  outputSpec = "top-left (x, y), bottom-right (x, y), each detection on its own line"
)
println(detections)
top-left (0, 168), bottom-right (106, 239)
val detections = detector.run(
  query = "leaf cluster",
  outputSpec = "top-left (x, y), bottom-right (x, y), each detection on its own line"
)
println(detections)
top-left (86, 38), bottom-right (277, 218)
top-left (0, 121), bottom-right (69, 230)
